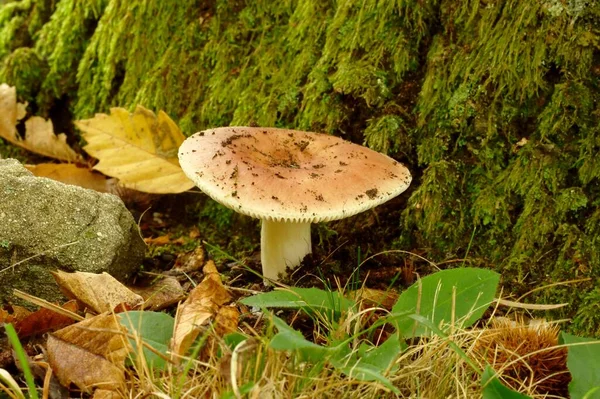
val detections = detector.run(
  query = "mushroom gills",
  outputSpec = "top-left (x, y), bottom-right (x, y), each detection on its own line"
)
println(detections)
top-left (260, 220), bottom-right (312, 281)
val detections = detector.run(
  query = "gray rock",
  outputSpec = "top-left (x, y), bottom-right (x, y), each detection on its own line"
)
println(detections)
top-left (0, 159), bottom-right (146, 305)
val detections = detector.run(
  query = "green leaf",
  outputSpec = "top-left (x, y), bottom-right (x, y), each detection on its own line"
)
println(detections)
top-left (328, 334), bottom-right (404, 394)
top-left (240, 287), bottom-right (355, 316)
top-left (220, 382), bottom-right (256, 399)
top-left (481, 366), bottom-right (531, 399)
top-left (330, 355), bottom-right (400, 394)
top-left (269, 315), bottom-right (344, 362)
top-left (268, 314), bottom-right (400, 393)
top-left (356, 334), bottom-right (405, 372)
top-left (390, 268), bottom-right (500, 338)
top-left (4, 324), bottom-right (37, 399)
top-left (119, 311), bottom-right (174, 370)
top-left (223, 332), bottom-right (249, 349)
top-left (562, 332), bottom-right (600, 399)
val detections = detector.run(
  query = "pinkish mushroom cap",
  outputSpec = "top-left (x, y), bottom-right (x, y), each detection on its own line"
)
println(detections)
top-left (178, 127), bottom-right (411, 281)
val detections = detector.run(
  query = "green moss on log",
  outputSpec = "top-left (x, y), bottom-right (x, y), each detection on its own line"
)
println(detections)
top-left (1, 0), bottom-right (599, 335)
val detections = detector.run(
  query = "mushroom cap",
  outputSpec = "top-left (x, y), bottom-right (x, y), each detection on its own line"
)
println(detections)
top-left (178, 127), bottom-right (411, 223)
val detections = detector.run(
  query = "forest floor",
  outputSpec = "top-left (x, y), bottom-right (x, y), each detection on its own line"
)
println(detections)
top-left (0, 157), bottom-right (581, 398)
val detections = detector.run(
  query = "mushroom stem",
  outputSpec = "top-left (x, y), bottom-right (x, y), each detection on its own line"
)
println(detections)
top-left (260, 220), bottom-right (312, 281)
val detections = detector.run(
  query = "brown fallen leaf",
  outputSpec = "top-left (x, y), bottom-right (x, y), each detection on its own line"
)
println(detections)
top-left (15, 300), bottom-right (79, 338)
top-left (214, 305), bottom-right (240, 336)
top-left (11, 305), bottom-right (32, 320)
top-left (0, 84), bottom-right (82, 162)
top-left (75, 105), bottom-right (194, 194)
top-left (25, 163), bottom-right (112, 192)
top-left (143, 235), bottom-right (172, 246)
top-left (203, 305), bottom-right (240, 359)
top-left (46, 313), bottom-right (130, 394)
top-left (353, 288), bottom-right (399, 310)
top-left (171, 260), bottom-right (232, 358)
top-left (188, 226), bottom-right (201, 239)
top-left (93, 389), bottom-right (121, 399)
top-left (172, 246), bottom-right (206, 274)
top-left (52, 271), bottom-right (143, 314)
top-left (0, 304), bottom-right (32, 324)
top-left (130, 276), bottom-right (185, 311)
top-left (28, 361), bottom-right (69, 399)
top-left (0, 308), bottom-right (14, 324)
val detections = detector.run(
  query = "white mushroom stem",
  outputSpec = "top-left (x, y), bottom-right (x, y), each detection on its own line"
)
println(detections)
top-left (260, 220), bottom-right (312, 281)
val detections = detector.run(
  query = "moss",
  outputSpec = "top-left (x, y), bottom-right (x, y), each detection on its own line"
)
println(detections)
top-left (363, 114), bottom-right (411, 156)
top-left (34, 0), bottom-right (106, 112)
top-left (0, 47), bottom-right (47, 103)
top-left (0, 1), bottom-right (34, 59)
top-left (1, 0), bottom-right (600, 335)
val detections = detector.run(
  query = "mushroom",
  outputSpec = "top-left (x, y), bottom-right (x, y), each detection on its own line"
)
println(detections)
top-left (178, 127), bottom-right (411, 281)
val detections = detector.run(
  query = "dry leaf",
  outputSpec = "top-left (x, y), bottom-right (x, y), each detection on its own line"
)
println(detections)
top-left (0, 308), bottom-right (14, 324)
top-left (173, 246), bottom-right (205, 273)
top-left (52, 271), bottom-right (143, 314)
top-left (0, 83), bottom-right (82, 162)
top-left (9, 305), bottom-right (32, 321)
top-left (93, 389), bottom-right (122, 399)
top-left (130, 276), bottom-right (185, 311)
top-left (144, 235), bottom-right (185, 246)
top-left (171, 261), bottom-right (232, 358)
top-left (143, 235), bottom-right (173, 246)
top-left (15, 300), bottom-right (78, 338)
top-left (75, 105), bottom-right (194, 194)
top-left (47, 313), bottom-right (130, 394)
top-left (0, 83), bottom-right (26, 135)
top-left (202, 305), bottom-right (240, 359)
top-left (354, 288), bottom-right (399, 310)
top-left (0, 305), bottom-right (31, 324)
top-left (213, 306), bottom-right (240, 336)
top-left (25, 163), bottom-right (111, 192)
top-left (188, 226), bottom-right (201, 239)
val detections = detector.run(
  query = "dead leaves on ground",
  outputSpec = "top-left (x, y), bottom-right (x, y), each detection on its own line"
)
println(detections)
top-left (47, 313), bottom-right (130, 395)
top-left (172, 261), bottom-right (238, 358)
top-left (52, 271), bottom-right (144, 313)
top-left (2, 262), bottom-right (238, 396)
top-left (130, 276), bottom-right (185, 311)
top-left (0, 84), bottom-right (82, 162)
top-left (0, 83), bottom-right (194, 194)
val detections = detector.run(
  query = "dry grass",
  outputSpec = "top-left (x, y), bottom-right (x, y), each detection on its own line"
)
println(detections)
top-left (119, 308), bottom-right (570, 399)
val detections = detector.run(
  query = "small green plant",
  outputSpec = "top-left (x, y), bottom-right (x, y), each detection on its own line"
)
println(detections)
top-left (118, 311), bottom-right (175, 370)
top-left (105, 268), bottom-right (600, 398)
top-left (240, 267), bottom-right (519, 396)
top-left (481, 366), bottom-right (530, 399)
top-left (0, 240), bottom-right (10, 249)
top-left (561, 332), bottom-right (600, 398)
top-left (2, 323), bottom-right (39, 399)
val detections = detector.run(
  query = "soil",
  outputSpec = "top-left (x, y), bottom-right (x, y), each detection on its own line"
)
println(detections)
top-left (136, 189), bottom-right (428, 295)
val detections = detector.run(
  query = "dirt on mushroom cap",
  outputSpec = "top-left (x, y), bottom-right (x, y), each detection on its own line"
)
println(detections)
top-left (178, 127), bottom-right (411, 222)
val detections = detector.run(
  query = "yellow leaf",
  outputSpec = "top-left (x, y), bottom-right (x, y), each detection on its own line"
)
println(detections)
top-left (0, 83), bottom-right (82, 162)
top-left (52, 271), bottom-right (144, 314)
top-left (75, 105), bottom-right (194, 194)
top-left (25, 163), bottom-right (112, 193)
